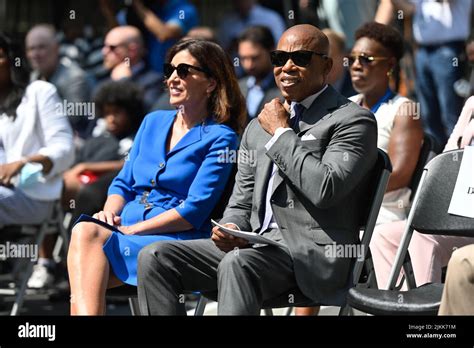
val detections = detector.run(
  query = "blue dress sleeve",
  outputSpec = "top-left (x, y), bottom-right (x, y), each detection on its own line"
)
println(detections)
top-left (175, 129), bottom-right (238, 230)
top-left (107, 115), bottom-right (148, 202)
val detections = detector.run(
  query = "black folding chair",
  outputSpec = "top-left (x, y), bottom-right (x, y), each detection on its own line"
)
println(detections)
top-left (0, 201), bottom-right (68, 315)
top-left (347, 149), bottom-right (474, 315)
top-left (194, 149), bottom-right (392, 315)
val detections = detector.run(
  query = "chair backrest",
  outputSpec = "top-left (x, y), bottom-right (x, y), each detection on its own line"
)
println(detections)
top-left (353, 149), bottom-right (392, 285)
top-left (411, 149), bottom-right (474, 236)
top-left (409, 133), bottom-right (440, 201)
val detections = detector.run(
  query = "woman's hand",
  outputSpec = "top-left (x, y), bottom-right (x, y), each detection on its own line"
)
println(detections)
top-left (93, 210), bottom-right (121, 226)
top-left (0, 161), bottom-right (25, 186)
top-left (117, 225), bottom-right (137, 235)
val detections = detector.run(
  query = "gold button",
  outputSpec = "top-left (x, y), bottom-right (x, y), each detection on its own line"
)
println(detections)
top-left (151, 179), bottom-right (156, 185)
top-left (159, 162), bottom-right (165, 168)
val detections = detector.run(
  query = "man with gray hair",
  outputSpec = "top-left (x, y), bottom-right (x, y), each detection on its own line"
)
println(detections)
top-left (26, 24), bottom-right (92, 139)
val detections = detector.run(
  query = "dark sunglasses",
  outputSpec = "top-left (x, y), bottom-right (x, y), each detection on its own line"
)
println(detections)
top-left (346, 53), bottom-right (389, 67)
top-left (103, 43), bottom-right (126, 52)
top-left (163, 63), bottom-right (210, 79)
top-left (270, 50), bottom-right (328, 67)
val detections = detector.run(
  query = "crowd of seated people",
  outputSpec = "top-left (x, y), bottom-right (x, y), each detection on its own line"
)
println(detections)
top-left (0, 0), bottom-right (474, 316)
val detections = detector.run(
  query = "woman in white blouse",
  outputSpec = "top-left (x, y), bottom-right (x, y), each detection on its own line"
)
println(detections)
top-left (0, 34), bottom-right (74, 287)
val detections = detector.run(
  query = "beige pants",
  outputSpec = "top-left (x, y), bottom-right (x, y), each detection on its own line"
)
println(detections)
top-left (439, 244), bottom-right (474, 315)
top-left (370, 220), bottom-right (474, 290)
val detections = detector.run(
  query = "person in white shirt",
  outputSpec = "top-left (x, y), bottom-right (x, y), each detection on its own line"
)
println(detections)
top-left (0, 34), bottom-right (75, 288)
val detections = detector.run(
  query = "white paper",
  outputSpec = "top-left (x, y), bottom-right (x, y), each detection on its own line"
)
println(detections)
top-left (211, 219), bottom-right (286, 248)
top-left (448, 146), bottom-right (474, 218)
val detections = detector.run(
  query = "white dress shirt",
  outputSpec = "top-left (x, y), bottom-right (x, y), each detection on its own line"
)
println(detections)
top-left (0, 81), bottom-right (75, 200)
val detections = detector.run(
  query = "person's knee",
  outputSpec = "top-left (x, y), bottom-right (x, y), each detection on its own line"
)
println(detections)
top-left (138, 242), bottom-right (175, 275)
top-left (217, 249), bottom-right (249, 276)
top-left (70, 222), bottom-right (101, 245)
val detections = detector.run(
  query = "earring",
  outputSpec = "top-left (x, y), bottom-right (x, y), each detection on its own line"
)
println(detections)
top-left (387, 69), bottom-right (393, 77)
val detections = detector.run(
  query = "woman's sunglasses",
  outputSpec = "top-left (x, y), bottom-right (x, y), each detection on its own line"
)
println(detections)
top-left (270, 50), bottom-right (328, 67)
top-left (346, 54), bottom-right (389, 67)
top-left (163, 63), bottom-right (210, 80)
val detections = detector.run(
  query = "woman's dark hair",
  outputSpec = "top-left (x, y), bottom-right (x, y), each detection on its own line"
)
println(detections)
top-left (355, 22), bottom-right (404, 61)
top-left (93, 80), bottom-right (145, 134)
top-left (166, 39), bottom-right (247, 135)
top-left (0, 33), bottom-right (29, 118)
top-left (238, 25), bottom-right (275, 51)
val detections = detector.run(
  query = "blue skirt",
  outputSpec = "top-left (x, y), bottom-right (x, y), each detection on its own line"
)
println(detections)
top-left (103, 229), bottom-right (210, 286)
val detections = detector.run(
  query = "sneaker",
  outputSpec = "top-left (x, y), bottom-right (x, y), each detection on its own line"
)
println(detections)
top-left (27, 264), bottom-right (55, 289)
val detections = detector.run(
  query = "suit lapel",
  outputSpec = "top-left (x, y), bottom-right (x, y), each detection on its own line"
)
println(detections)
top-left (167, 122), bottom-right (203, 157)
top-left (270, 85), bottom-right (343, 196)
top-left (298, 85), bottom-right (341, 134)
top-left (255, 129), bottom-right (273, 228)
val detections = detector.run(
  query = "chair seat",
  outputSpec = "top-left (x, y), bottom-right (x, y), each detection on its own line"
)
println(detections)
top-left (347, 283), bottom-right (444, 315)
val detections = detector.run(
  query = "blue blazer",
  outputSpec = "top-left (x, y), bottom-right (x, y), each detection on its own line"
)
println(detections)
top-left (108, 110), bottom-right (238, 233)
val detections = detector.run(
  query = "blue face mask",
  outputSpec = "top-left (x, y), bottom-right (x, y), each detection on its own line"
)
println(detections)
top-left (15, 162), bottom-right (44, 188)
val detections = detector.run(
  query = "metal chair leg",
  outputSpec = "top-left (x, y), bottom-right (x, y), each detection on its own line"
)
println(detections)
top-left (10, 223), bottom-right (47, 316)
top-left (128, 297), bottom-right (141, 316)
top-left (194, 294), bottom-right (208, 316)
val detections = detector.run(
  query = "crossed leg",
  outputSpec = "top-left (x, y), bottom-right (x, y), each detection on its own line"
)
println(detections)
top-left (67, 222), bottom-right (123, 315)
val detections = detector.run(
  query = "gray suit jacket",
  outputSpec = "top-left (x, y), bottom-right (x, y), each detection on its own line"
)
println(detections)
top-left (220, 85), bottom-right (378, 305)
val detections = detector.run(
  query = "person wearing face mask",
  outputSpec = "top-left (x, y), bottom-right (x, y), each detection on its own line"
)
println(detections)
top-left (136, 25), bottom-right (378, 316)
top-left (67, 39), bottom-right (247, 315)
top-left (0, 33), bottom-right (75, 289)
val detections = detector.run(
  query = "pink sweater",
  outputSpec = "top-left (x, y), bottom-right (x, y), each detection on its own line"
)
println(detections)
top-left (444, 96), bottom-right (474, 151)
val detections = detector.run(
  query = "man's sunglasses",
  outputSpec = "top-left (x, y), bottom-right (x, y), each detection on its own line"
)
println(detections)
top-left (103, 43), bottom-right (126, 52)
top-left (346, 54), bottom-right (389, 67)
top-left (270, 50), bottom-right (328, 67)
top-left (163, 63), bottom-right (211, 80)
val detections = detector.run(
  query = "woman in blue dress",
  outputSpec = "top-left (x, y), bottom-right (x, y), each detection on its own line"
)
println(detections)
top-left (67, 39), bottom-right (247, 315)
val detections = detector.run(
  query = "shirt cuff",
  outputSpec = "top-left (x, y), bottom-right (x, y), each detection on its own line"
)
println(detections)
top-left (265, 128), bottom-right (293, 151)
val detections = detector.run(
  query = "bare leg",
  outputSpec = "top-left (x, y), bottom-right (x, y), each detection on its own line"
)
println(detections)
top-left (294, 306), bottom-right (320, 316)
top-left (68, 221), bottom-right (121, 315)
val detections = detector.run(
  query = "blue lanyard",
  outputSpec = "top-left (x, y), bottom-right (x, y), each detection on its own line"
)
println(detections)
top-left (370, 88), bottom-right (395, 114)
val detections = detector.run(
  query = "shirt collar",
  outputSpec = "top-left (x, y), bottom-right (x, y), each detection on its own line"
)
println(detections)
top-left (290, 84), bottom-right (328, 118)
top-left (246, 71), bottom-right (275, 91)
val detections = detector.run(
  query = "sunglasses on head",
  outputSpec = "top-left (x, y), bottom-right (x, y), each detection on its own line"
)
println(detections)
top-left (270, 50), bottom-right (328, 67)
top-left (346, 53), bottom-right (389, 67)
top-left (163, 63), bottom-right (210, 80)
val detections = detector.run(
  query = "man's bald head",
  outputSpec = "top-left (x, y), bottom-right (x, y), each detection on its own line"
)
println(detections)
top-left (103, 26), bottom-right (145, 69)
top-left (25, 24), bottom-right (59, 76)
top-left (274, 25), bottom-right (333, 102)
top-left (278, 25), bottom-right (329, 57)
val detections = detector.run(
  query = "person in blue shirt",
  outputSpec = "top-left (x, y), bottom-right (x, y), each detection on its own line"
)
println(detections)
top-left (116, 0), bottom-right (199, 74)
top-left (67, 39), bottom-right (247, 315)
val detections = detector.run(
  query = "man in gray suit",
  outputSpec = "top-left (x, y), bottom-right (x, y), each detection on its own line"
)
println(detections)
top-left (137, 24), bottom-right (378, 315)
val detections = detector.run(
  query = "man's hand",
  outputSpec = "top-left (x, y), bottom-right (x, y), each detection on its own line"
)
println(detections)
top-left (211, 224), bottom-right (249, 252)
top-left (0, 161), bottom-right (25, 186)
top-left (258, 98), bottom-right (290, 135)
top-left (93, 210), bottom-right (122, 226)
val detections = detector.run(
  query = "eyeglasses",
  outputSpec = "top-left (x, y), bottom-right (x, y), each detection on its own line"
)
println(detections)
top-left (270, 50), bottom-right (328, 67)
top-left (163, 63), bottom-right (210, 80)
top-left (346, 53), bottom-right (389, 67)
